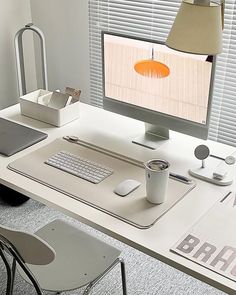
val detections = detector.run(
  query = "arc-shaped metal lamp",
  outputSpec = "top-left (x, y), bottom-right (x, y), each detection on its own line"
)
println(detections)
top-left (166, 0), bottom-right (224, 55)
top-left (15, 23), bottom-right (48, 96)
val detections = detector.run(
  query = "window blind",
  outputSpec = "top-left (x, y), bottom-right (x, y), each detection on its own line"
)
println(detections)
top-left (208, 1), bottom-right (236, 146)
top-left (89, 0), bottom-right (236, 146)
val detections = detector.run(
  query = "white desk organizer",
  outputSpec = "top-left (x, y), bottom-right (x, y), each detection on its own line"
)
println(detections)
top-left (19, 89), bottom-right (80, 127)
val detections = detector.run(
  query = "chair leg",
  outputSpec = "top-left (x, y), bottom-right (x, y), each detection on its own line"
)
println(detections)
top-left (83, 283), bottom-right (93, 295)
top-left (0, 248), bottom-right (14, 295)
top-left (11, 251), bottom-right (43, 295)
top-left (83, 257), bottom-right (128, 295)
top-left (10, 258), bottom-right (16, 294)
top-left (0, 242), bottom-right (43, 295)
top-left (119, 258), bottom-right (127, 295)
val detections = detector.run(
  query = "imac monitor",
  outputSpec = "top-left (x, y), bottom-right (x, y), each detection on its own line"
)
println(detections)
top-left (102, 32), bottom-right (216, 149)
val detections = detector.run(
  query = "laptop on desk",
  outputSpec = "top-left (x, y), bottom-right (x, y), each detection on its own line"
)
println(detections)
top-left (0, 118), bottom-right (47, 156)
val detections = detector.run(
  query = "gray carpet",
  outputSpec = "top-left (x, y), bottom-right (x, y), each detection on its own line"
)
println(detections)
top-left (0, 197), bottom-right (226, 295)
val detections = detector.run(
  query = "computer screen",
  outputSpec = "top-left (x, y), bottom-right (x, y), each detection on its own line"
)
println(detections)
top-left (102, 32), bottom-right (216, 149)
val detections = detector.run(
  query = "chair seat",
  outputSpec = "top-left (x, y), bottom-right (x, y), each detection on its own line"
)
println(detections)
top-left (17, 219), bottom-right (121, 292)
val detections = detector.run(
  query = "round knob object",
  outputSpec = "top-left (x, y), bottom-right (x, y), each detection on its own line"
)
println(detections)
top-left (194, 145), bottom-right (210, 160)
top-left (194, 145), bottom-right (210, 168)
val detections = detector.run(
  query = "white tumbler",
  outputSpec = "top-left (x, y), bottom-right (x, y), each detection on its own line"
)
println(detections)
top-left (145, 159), bottom-right (170, 204)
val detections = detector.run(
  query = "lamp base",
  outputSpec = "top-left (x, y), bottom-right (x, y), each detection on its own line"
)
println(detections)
top-left (189, 166), bottom-right (233, 186)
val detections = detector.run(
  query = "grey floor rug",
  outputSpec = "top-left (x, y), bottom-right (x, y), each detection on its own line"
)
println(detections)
top-left (0, 197), bottom-right (226, 295)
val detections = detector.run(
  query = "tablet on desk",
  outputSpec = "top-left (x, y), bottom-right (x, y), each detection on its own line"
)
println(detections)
top-left (0, 118), bottom-right (47, 156)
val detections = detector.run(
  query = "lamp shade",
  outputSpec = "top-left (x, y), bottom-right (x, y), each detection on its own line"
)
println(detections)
top-left (166, 0), bottom-right (223, 55)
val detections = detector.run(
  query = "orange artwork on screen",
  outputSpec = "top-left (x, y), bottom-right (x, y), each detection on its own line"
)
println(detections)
top-left (134, 60), bottom-right (170, 78)
top-left (134, 47), bottom-right (170, 78)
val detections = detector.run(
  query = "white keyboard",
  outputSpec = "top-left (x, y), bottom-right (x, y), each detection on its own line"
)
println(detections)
top-left (45, 150), bottom-right (113, 184)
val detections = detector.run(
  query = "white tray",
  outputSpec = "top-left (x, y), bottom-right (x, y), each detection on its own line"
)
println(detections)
top-left (19, 89), bottom-right (79, 127)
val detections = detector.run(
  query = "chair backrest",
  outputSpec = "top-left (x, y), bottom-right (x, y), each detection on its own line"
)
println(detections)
top-left (0, 224), bottom-right (55, 265)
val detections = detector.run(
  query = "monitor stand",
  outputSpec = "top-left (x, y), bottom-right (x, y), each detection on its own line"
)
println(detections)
top-left (132, 123), bottom-right (169, 150)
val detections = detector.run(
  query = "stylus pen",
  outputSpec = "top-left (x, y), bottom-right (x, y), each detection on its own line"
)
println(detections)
top-left (169, 172), bottom-right (192, 184)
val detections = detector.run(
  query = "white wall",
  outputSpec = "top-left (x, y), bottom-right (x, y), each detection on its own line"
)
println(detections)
top-left (30, 0), bottom-right (91, 104)
top-left (0, 0), bottom-right (37, 109)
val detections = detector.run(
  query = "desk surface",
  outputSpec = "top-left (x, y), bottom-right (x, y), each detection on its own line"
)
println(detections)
top-left (0, 103), bottom-right (235, 294)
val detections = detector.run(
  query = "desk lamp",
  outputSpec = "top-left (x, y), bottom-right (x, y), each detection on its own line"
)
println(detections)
top-left (166, 0), bottom-right (224, 55)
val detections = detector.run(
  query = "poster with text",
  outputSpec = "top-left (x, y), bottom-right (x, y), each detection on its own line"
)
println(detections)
top-left (171, 191), bottom-right (236, 282)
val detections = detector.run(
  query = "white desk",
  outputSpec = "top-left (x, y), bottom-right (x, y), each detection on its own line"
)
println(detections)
top-left (0, 103), bottom-right (235, 294)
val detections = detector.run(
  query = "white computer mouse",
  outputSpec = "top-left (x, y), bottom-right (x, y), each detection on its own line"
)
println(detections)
top-left (114, 179), bottom-right (141, 196)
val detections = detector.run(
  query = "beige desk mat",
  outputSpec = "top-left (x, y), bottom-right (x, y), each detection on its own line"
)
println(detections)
top-left (8, 138), bottom-right (195, 229)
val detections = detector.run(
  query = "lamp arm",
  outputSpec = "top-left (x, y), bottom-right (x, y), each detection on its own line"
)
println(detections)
top-left (221, 0), bottom-right (225, 30)
top-left (194, 0), bottom-right (210, 5)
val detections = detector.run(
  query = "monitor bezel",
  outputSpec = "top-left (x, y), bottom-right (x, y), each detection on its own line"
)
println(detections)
top-left (102, 31), bottom-right (216, 140)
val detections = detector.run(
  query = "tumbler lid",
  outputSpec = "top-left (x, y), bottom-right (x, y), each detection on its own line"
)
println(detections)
top-left (145, 159), bottom-right (170, 171)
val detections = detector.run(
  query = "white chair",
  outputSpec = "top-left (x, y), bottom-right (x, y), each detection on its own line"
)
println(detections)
top-left (0, 219), bottom-right (127, 294)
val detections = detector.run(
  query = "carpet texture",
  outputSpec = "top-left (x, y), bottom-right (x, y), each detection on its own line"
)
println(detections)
top-left (0, 197), bottom-right (226, 295)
